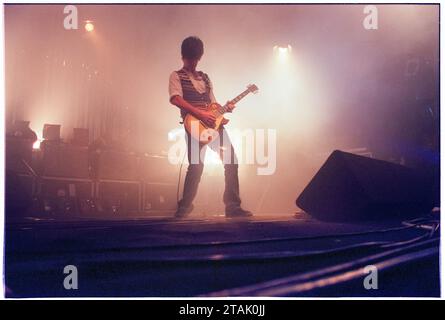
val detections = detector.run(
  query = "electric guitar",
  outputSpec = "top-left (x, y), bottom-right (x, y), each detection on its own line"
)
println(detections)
top-left (184, 84), bottom-right (259, 144)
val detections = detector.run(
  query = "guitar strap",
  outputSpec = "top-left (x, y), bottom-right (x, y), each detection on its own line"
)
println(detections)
top-left (176, 69), bottom-right (212, 123)
top-left (197, 71), bottom-right (212, 95)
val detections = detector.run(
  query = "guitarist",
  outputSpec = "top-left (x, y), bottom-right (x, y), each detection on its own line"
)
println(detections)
top-left (169, 36), bottom-right (252, 218)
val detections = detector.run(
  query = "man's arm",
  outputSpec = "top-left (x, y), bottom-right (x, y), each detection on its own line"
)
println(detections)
top-left (169, 72), bottom-right (216, 127)
top-left (170, 95), bottom-right (216, 127)
top-left (170, 95), bottom-right (203, 118)
top-left (169, 72), bottom-right (203, 117)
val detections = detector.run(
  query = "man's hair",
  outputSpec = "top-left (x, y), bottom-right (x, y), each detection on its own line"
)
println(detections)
top-left (181, 36), bottom-right (204, 60)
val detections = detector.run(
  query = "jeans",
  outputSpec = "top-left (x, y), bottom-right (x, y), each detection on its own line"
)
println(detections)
top-left (178, 127), bottom-right (242, 210)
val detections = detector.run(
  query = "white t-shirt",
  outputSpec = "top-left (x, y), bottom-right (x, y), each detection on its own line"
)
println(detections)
top-left (169, 70), bottom-right (217, 103)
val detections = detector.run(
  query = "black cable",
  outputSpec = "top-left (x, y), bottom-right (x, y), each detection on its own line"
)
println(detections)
top-left (124, 219), bottom-right (428, 251)
top-left (203, 239), bottom-right (439, 297)
top-left (176, 148), bottom-right (187, 205)
top-left (54, 219), bottom-right (439, 256)
top-left (85, 221), bottom-right (439, 263)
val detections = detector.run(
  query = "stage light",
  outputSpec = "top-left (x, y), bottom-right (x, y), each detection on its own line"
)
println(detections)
top-left (273, 45), bottom-right (292, 53)
top-left (273, 45), bottom-right (292, 63)
top-left (85, 21), bottom-right (94, 32)
top-left (33, 138), bottom-right (42, 150)
top-left (280, 46), bottom-right (291, 54)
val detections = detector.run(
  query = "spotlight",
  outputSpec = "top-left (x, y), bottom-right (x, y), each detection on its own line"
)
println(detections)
top-left (33, 138), bottom-right (42, 150)
top-left (273, 45), bottom-right (292, 62)
top-left (85, 21), bottom-right (94, 32)
top-left (273, 45), bottom-right (292, 54)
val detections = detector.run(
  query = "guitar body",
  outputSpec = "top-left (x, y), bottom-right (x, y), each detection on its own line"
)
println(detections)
top-left (184, 103), bottom-right (228, 144)
top-left (183, 84), bottom-right (258, 144)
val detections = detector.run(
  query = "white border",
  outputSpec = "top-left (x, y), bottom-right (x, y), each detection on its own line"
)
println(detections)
top-left (0, 0), bottom-right (4, 301)
top-left (0, 0), bottom-right (442, 301)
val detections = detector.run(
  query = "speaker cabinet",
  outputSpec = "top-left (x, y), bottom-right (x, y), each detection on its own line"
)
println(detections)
top-left (96, 180), bottom-right (141, 214)
top-left (296, 150), bottom-right (434, 221)
top-left (143, 183), bottom-right (177, 213)
top-left (5, 171), bottom-right (35, 215)
top-left (42, 144), bottom-right (90, 178)
top-left (139, 154), bottom-right (178, 183)
top-left (39, 177), bottom-right (94, 199)
top-left (5, 138), bottom-right (34, 174)
top-left (96, 151), bottom-right (139, 181)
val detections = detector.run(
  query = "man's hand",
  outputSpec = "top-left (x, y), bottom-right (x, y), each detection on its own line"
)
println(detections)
top-left (197, 110), bottom-right (216, 128)
top-left (226, 101), bottom-right (236, 112)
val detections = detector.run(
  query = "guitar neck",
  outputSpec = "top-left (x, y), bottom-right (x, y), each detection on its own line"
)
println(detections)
top-left (220, 88), bottom-right (253, 114)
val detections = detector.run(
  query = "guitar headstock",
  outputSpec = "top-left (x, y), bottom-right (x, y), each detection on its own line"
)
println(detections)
top-left (247, 84), bottom-right (259, 94)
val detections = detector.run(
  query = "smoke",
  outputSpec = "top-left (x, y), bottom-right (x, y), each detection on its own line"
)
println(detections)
top-left (5, 4), bottom-right (439, 214)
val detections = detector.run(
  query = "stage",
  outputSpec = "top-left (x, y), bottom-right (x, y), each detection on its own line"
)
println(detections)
top-left (5, 212), bottom-right (440, 297)
top-left (2, 3), bottom-right (441, 303)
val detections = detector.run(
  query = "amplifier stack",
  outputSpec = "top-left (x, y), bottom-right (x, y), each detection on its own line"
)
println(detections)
top-left (5, 138), bottom-right (179, 218)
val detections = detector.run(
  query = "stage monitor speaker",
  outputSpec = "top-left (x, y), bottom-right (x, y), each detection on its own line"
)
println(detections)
top-left (296, 150), bottom-right (434, 221)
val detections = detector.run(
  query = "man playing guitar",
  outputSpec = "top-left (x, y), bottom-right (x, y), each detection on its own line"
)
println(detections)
top-left (169, 36), bottom-right (252, 218)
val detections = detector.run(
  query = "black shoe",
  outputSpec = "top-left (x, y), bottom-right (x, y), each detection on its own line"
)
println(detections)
top-left (225, 207), bottom-right (253, 218)
top-left (175, 204), bottom-right (194, 218)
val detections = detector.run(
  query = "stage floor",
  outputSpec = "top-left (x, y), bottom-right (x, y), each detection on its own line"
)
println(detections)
top-left (4, 212), bottom-right (440, 297)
